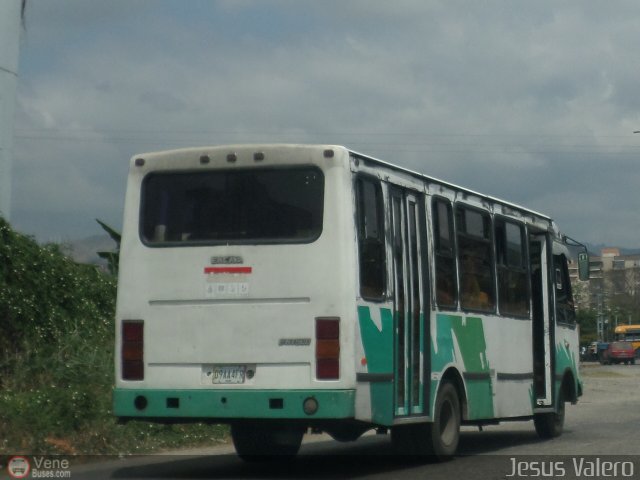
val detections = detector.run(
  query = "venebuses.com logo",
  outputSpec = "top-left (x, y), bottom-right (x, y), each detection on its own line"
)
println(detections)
top-left (5, 456), bottom-right (72, 478)
top-left (7, 457), bottom-right (30, 479)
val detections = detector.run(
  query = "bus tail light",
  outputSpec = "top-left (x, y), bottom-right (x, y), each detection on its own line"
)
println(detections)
top-left (316, 317), bottom-right (340, 380)
top-left (122, 320), bottom-right (144, 381)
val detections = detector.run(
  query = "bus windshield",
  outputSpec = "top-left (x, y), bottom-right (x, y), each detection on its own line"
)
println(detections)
top-left (616, 327), bottom-right (640, 342)
top-left (141, 167), bottom-right (324, 245)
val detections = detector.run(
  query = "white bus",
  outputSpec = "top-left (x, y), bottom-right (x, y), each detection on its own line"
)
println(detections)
top-left (113, 144), bottom-right (587, 459)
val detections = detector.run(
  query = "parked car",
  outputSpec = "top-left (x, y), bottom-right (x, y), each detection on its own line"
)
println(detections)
top-left (599, 341), bottom-right (636, 365)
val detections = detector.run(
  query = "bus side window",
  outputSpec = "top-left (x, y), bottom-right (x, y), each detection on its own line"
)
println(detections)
top-left (456, 206), bottom-right (495, 312)
top-left (495, 219), bottom-right (529, 317)
top-left (432, 198), bottom-right (457, 308)
top-left (356, 177), bottom-right (386, 300)
top-left (554, 254), bottom-right (576, 324)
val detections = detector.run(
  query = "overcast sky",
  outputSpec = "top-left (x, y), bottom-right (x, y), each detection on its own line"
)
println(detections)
top-left (11, 0), bottom-right (640, 248)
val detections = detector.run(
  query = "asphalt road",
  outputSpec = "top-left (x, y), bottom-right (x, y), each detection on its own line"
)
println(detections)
top-left (65, 363), bottom-right (640, 479)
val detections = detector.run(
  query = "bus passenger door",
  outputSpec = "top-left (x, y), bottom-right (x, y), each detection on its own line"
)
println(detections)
top-left (390, 189), bottom-right (426, 416)
top-left (530, 233), bottom-right (553, 407)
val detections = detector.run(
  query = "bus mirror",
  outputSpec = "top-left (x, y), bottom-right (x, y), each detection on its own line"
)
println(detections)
top-left (578, 252), bottom-right (590, 281)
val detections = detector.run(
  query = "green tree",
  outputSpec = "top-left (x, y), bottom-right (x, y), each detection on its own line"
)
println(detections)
top-left (576, 308), bottom-right (597, 344)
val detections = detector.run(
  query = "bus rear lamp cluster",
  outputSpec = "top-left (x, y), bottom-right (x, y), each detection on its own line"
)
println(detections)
top-left (122, 320), bottom-right (144, 381)
top-left (316, 317), bottom-right (340, 380)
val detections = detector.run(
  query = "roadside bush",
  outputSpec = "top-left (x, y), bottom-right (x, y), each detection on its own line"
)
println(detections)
top-left (0, 218), bottom-right (225, 454)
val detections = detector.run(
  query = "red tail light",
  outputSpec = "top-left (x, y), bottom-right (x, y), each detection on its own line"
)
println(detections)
top-left (122, 320), bottom-right (144, 381)
top-left (316, 317), bottom-right (340, 380)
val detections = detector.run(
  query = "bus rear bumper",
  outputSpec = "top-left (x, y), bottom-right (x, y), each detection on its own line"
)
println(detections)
top-left (113, 388), bottom-right (355, 420)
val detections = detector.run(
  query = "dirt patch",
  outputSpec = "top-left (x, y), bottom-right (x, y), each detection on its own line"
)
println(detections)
top-left (578, 363), bottom-right (640, 405)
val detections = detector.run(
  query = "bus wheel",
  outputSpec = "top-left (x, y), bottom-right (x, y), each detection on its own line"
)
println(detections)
top-left (534, 388), bottom-right (565, 439)
top-left (428, 382), bottom-right (461, 458)
top-left (396, 381), bottom-right (461, 460)
top-left (231, 422), bottom-right (304, 461)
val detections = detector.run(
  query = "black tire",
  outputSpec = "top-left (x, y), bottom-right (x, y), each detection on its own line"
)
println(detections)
top-left (231, 422), bottom-right (304, 461)
top-left (429, 382), bottom-right (461, 458)
top-left (392, 381), bottom-right (461, 460)
top-left (534, 388), bottom-right (565, 439)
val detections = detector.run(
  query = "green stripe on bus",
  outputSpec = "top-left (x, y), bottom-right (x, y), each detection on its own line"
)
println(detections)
top-left (357, 306), bottom-right (394, 425)
top-left (555, 340), bottom-right (580, 405)
top-left (555, 341), bottom-right (578, 378)
top-left (113, 389), bottom-right (355, 419)
top-left (431, 314), bottom-right (495, 420)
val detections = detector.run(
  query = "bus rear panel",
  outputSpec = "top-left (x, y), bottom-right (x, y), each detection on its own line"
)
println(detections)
top-left (113, 145), bottom-right (358, 422)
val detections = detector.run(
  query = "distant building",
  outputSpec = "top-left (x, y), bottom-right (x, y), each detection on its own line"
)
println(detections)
top-left (569, 255), bottom-right (602, 311)
top-left (0, 0), bottom-right (24, 220)
top-left (569, 248), bottom-right (640, 332)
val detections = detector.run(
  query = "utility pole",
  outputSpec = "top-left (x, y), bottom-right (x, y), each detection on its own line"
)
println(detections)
top-left (0, 0), bottom-right (23, 220)
top-left (596, 293), bottom-right (603, 342)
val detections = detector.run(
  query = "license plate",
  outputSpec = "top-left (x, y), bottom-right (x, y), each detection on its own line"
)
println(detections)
top-left (211, 365), bottom-right (246, 384)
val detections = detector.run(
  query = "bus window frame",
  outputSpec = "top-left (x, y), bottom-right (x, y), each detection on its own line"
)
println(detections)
top-left (431, 196), bottom-right (459, 310)
top-left (138, 165), bottom-right (325, 248)
top-left (454, 203), bottom-right (497, 315)
top-left (552, 252), bottom-right (577, 327)
top-left (355, 174), bottom-right (387, 302)
top-left (494, 215), bottom-right (531, 320)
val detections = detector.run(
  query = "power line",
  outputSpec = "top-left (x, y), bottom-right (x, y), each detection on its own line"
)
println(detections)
top-left (14, 125), bottom-right (640, 137)
top-left (13, 135), bottom-right (640, 154)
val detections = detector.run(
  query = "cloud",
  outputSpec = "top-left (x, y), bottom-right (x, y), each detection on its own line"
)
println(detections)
top-left (10, 1), bottom-right (640, 247)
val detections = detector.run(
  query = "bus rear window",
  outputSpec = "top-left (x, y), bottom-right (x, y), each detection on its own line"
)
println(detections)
top-left (141, 167), bottom-right (324, 245)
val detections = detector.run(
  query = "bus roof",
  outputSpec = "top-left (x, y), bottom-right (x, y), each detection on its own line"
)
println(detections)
top-left (615, 325), bottom-right (640, 332)
top-left (348, 148), bottom-right (554, 227)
